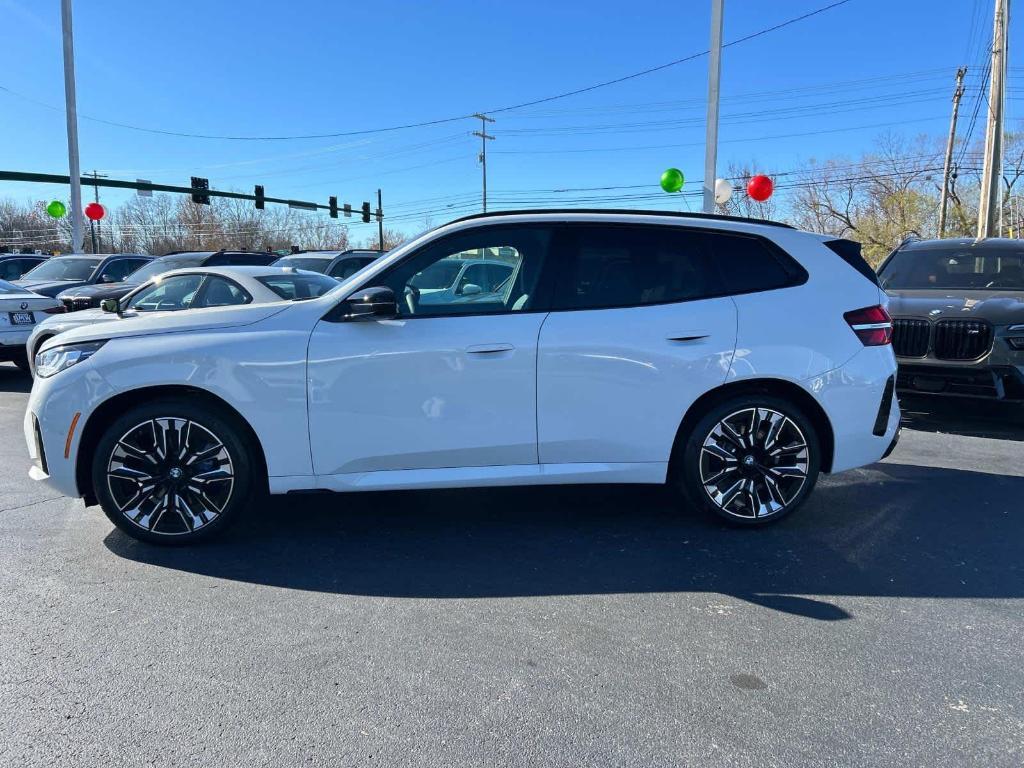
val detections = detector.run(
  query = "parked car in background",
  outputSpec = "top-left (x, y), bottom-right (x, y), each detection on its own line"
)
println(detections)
top-left (27, 266), bottom-right (338, 371)
top-left (0, 254), bottom-right (48, 281)
top-left (25, 210), bottom-right (899, 544)
top-left (410, 256), bottom-right (516, 307)
top-left (0, 279), bottom-right (64, 371)
top-left (14, 253), bottom-right (151, 298)
top-left (879, 237), bottom-right (1024, 402)
top-left (55, 249), bottom-right (279, 312)
top-left (271, 249), bottom-right (385, 280)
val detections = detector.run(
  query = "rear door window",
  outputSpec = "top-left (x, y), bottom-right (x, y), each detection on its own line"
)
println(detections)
top-left (551, 225), bottom-right (718, 310)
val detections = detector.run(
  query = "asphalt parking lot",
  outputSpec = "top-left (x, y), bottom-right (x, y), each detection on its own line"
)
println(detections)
top-left (1, 363), bottom-right (1022, 767)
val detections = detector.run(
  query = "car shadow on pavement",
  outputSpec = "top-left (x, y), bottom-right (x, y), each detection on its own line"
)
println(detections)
top-left (0, 364), bottom-right (31, 393)
top-left (104, 461), bottom-right (1024, 621)
top-left (899, 394), bottom-right (1024, 441)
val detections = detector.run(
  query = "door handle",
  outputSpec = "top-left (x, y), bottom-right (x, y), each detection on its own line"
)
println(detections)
top-left (667, 333), bottom-right (710, 342)
top-left (466, 343), bottom-right (515, 354)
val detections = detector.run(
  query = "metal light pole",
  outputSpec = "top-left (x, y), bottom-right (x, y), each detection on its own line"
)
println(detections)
top-left (702, 0), bottom-right (725, 213)
top-left (61, 0), bottom-right (84, 253)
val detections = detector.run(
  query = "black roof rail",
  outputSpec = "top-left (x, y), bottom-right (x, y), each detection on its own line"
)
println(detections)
top-left (449, 208), bottom-right (795, 230)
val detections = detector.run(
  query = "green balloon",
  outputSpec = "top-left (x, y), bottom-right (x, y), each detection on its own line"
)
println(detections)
top-left (46, 200), bottom-right (67, 219)
top-left (660, 168), bottom-right (684, 193)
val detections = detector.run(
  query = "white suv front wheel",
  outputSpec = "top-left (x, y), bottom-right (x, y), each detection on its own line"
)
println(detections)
top-left (92, 398), bottom-right (255, 544)
top-left (676, 394), bottom-right (821, 525)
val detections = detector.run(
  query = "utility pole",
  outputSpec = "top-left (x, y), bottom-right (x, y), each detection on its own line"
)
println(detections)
top-left (703, 0), bottom-right (725, 213)
top-left (60, 0), bottom-right (84, 253)
top-left (472, 113), bottom-right (495, 212)
top-left (86, 170), bottom-right (107, 252)
top-left (977, 0), bottom-right (1009, 239)
top-left (938, 67), bottom-right (966, 238)
top-left (377, 188), bottom-right (384, 250)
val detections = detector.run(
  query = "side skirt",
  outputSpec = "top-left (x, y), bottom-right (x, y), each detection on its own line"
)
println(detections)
top-left (270, 462), bottom-right (668, 495)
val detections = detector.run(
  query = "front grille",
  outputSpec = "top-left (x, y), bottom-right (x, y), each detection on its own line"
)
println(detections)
top-left (896, 364), bottom-right (1008, 398)
top-left (62, 297), bottom-right (94, 312)
top-left (933, 319), bottom-right (993, 360)
top-left (892, 318), bottom-right (930, 357)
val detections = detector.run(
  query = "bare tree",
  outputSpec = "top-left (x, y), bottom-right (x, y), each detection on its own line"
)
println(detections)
top-left (362, 227), bottom-right (406, 251)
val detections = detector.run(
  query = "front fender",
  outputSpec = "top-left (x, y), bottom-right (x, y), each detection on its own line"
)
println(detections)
top-left (90, 326), bottom-right (313, 478)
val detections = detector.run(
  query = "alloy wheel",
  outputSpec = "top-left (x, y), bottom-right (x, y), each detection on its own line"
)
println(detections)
top-left (698, 407), bottom-right (809, 520)
top-left (106, 417), bottom-right (235, 536)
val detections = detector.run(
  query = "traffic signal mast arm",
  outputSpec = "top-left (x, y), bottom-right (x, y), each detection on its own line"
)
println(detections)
top-left (0, 171), bottom-right (377, 224)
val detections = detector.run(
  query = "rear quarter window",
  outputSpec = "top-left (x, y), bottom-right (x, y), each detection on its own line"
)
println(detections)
top-left (709, 232), bottom-right (807, 295)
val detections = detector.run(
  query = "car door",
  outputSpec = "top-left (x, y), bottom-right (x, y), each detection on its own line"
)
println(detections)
top-left (537, 223), bottom-right (738, 466)
top-left (306, 225), bottom-right (554, 477)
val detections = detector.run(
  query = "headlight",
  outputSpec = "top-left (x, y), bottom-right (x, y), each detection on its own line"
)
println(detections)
top-left (34, 340), bottom-right (107, 379)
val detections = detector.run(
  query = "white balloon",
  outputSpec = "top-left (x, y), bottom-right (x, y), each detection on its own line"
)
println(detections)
top-left (714, 178), bottom-right (733, 204)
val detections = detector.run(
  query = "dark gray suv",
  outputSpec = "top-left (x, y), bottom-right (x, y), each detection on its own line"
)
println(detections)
top-left (879, 237), bottom-right (1024, 401)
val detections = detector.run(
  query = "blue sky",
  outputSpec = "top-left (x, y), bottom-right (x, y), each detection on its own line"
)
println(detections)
top-left (0, 0), bottom-right (1018, 236)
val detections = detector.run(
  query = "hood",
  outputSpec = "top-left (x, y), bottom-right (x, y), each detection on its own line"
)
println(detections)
top-left (47, 301), bottom-right (293, 348)
top-left (36, 307), bottom-right (114, 335)
top-left (57, 282), bottom-right (138, 300)
top-left (886, 289), bottom-right (1024, 326)
top-left (13, 279), bottom-right (87, 297)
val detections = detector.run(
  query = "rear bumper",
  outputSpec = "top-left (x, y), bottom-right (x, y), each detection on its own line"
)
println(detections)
top-left (812, 346), bottom-right (901, 473)
top-left (895, 363), bottom-right (1024, 401)
top-left (0, 330), bottom-right (31, 361)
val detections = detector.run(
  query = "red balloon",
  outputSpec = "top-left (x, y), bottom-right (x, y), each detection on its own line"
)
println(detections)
top-left (85, 202), bottom-right (106, 221)
top-left (747, 174), bottom-right (773, 202)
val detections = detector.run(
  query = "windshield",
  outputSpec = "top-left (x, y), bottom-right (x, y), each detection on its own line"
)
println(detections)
top-left (272, 256), bottom-right (331, 273)
top-left (21, 257), bottom-right (100, 281)
top-left (0, 279), bottom-right (27, 294)
top-left (257, 273), bottom-right (339, 300)
top-left (410, 260), bottom-right (462, 290)
top-left (880, 246), bottom-right (1024, 291)
top-left (126, 257), bottom-right (206, 284)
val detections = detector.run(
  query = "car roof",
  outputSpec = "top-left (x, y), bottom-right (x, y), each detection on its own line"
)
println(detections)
top-left (155, 265), bottom-right (324, 279)
top-left (900, 237), bottom-right (1024, 252)
top-left (279, 253), bottom-right (334, 260)
top-left (449, 208), bottom-right (795, 230)
top-left (438, 257), bottom-right (513, 267)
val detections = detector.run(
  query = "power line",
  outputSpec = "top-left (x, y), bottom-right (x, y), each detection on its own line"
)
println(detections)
top-left (0, 1), bottom-right (856, 142)
top-left (482, 0), bottom-right (857, 115)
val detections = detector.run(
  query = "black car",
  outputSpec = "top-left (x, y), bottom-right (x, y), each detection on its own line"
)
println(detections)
top-left (271, 249), bottom-right (385, 280)
top-left (0, 254), bottom-right (48, 281)
top-left (14, 253), bottom-right (151, 299)
top-left (54, 249), bottom-right (279, 311)
top-left (879, 237), bottom-right (1024, 401)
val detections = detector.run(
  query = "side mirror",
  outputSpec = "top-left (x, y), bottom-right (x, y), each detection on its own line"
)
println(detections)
top-left (100, 298), bottom-right (121, 315)
top-left (341, 286), bottom-right (397, 321)
top-left (99, 274), bottom-right (117, 283)
top-left (460, 283), bottom-right (482, 296)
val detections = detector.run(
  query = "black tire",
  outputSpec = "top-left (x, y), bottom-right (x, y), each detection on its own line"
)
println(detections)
top-left (673, 394), bottom-right (821, 526)
top-left (92, 398), bottom-right (257, 545)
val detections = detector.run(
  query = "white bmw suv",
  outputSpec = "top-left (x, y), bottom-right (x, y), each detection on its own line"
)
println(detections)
top-left (24, 210), bottom-right (899, 544)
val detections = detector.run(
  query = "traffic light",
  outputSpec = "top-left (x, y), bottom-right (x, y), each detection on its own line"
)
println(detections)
top-left (329, 196), bottom-right (338, 219)
top-left (343, 203), bottom-right (352, 218)
top-left (361, 202), bottom-right (371, 223)
top-left (255, 185), bottom-right (265, 210)
top-left (190, 176), bottom-right (210, 205)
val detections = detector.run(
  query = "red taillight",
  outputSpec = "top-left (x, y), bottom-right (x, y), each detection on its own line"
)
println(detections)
top-left (43, 306), bottom-right (66, 315)
top-left (844, 305), bottom-right (892, 346)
